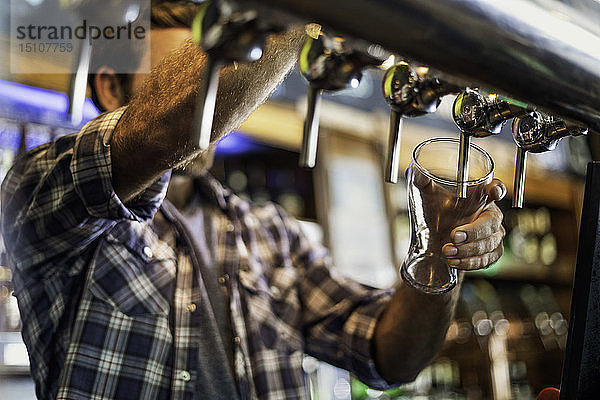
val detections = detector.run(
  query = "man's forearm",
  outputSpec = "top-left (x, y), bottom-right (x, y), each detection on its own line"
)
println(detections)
top-left (111, 28), bottom-right (305, 202)
top-left (373, 273), bottom-right (463, 384)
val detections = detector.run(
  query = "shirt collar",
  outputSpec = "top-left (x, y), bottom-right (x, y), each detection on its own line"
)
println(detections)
top-left (193, 173), bottom-right (230, 211)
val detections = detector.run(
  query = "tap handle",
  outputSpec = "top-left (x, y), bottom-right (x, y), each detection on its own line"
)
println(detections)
top-left (298, 36), bottom-right (327, 168)
top-left (512, 147), bottom-right (528, 208)
top-left (193, 0), bottom-right (277, 60)
top-left (382, 62), bottom-right (419, 114)
top-left (385, 110), bottom-right (403, 183)
top-left (299, 34), bottom-right (369, 90)
top-left (454, 90), bottom-right (529, 137)
top-left (452, 90), bottom-right (487, 134)
top-left (453, 90), bottom-right (529, 198)
top-left (511, 112), bottom-right (588, 207)
top-left (512, 112), bottom-right (544, 148)
top-left (383, 62), bottom-right (457, 117)
top-left (299, 86), bottom-right (323, 168)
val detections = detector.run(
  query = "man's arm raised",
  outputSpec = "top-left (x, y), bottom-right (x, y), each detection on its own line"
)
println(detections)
top-left (111, 28), bottom-right (305, 202)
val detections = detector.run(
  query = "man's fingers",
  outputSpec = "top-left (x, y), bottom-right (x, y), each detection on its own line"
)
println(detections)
top-left (447, 243), bottom-right (504, 271)
top-left (443, 229), bottom-right (504, 258)
top-left (444, 191), bottom-right (505, 270)
top-left (451, 203), bottom-right (503, 243)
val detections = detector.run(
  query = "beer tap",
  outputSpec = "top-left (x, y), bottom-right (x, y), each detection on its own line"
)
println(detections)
top-left (192, 0), bottom-right (283, 150)
top-left (512, 113), bottom-right (588, 208)
top-left (382, 62), bottom-right (459, 183)
top-left (452, 90), bottom-right (530, 198)
top-left (298, 33), bottom-right (383, 168)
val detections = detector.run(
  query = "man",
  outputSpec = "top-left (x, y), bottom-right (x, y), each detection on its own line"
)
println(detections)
top-left (1, 1), bottom-right (506, 399)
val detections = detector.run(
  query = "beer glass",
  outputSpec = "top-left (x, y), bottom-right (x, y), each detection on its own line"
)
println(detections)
top-left (401, 138), bottom-right (494, 293)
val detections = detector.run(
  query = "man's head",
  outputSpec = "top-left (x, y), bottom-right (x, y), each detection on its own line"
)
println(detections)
top-left (88, 1), bottom-right (197, 113)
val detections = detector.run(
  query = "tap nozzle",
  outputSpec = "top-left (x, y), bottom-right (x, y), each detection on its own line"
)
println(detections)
top-left (513, 147), bottom-right (528, 208)
top-left (63, 0), bottom-right (143, 126)
top-left (456, 132), bottom-right (472, 198)
top-left (67, 40), bottom-right (93, 126)
top-left (299, 85), bottom-right (323, 168)
top-left (193, 57), bottom-right (224, 150)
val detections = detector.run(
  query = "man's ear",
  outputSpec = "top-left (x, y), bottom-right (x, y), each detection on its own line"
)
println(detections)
top-left (93, 66), bottom-right (127, 112)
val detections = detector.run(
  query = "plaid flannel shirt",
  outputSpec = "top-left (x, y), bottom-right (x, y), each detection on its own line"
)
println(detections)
top-left (1, 108), bottom-right (395, 400)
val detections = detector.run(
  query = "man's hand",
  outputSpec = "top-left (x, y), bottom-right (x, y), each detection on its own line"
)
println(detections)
top-left (441, 178), bottom-right (506, 270)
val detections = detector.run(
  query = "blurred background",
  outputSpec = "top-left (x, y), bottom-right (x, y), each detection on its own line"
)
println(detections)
top-left (0, 0), bottom-right (597, 399)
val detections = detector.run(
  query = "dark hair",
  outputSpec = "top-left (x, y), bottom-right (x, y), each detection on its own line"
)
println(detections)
top-left (87, 1), bottom-right (199, 112)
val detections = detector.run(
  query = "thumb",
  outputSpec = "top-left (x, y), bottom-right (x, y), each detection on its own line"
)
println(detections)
top-left (486, 178), bottom-right (506, 204)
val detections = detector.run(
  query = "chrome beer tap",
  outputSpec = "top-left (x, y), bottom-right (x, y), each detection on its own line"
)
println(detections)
top-left (382, 62), bottom-right (459, 183)
top-left (452, 90), bottom-right (530, 197)
top-left (192, 0), bottom-right (284, 149)
top-left (512, 113), bottom-right (588, 208)
top-left (298, 32), bottom-right (384, 168)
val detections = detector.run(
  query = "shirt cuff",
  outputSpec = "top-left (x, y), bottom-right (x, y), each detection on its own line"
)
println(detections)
top-left (345, 289), bottom-right (400, 390)
top-left (70, 107), bottom-right (170, 221)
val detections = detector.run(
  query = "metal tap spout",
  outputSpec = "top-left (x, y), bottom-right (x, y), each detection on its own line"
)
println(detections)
top-left (511, 112), bottom-right (588, 208)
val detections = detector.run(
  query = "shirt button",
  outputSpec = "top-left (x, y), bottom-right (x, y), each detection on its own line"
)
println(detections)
top-left (226, 223), bottom-right (235, 232)
top-left (143, 246), bottom-right (153, 258)
top-left (185, 303), bottom-right (196, 313)
top-left (233, 336), bottom-right (241, 344)
top-left (218, 274), bottom-right (230, 285)
top-left (179, 370), bottom-right (191, 382)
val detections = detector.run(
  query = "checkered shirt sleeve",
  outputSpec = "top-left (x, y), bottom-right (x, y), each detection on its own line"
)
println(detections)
top-left (1, 107), bottom-right (170, 273)
top-left (0, 108), bottom-right (170, 398)
top-left (275, 205), bottom-right (396, 390)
